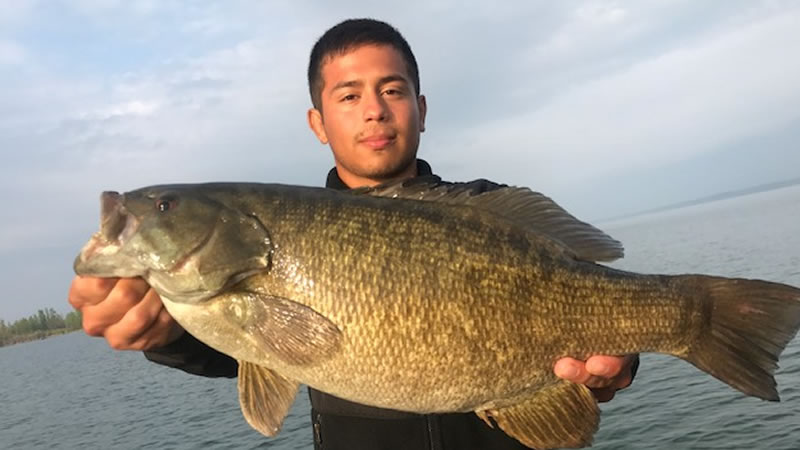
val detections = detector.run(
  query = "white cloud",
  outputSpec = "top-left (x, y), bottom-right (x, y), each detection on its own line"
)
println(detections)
top-left (67, 0), bottom-right (156, 16)
top-left (1, 30), bottom-right (318, 206)
top-left (431, 8), bottom-right (800, 188)
top-left (0, 0), bottom-right (37, 26)
top-left (0, 40), bottom-right (25, 65)
top-left (2, 1), bottom-right (800, 318)
top-left (576, 2), bottom-right (628, 24)
top-left (82, 100), bottom-right (161, 120)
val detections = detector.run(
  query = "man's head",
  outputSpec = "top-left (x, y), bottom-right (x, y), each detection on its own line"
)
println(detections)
top-left (307, 19), bottom-right (427, 188)
top-left (308, 19), bottom-right (420, 111)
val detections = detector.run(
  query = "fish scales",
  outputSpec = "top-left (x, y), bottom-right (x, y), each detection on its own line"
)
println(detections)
top-left (202, 187), bottom-right (696, 410)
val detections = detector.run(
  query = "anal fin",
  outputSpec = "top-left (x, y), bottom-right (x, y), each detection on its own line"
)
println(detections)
top-left (476, 381), bottom-right (600, 449)
top-left (238, 361), bottom-right (299, 437)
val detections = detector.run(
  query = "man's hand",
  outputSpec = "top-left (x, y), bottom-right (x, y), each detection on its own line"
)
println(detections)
top-left (554, 354), bottom-right (638, 402)
top-left (68, 276), bottom-right (184, 351)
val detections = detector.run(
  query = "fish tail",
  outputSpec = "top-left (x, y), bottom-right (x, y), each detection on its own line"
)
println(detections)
top-left (679, 275), bottom-right (800, 401)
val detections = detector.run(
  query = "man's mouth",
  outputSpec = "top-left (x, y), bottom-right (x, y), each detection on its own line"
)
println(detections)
top-left (359, 134), bottom-right (395, 150)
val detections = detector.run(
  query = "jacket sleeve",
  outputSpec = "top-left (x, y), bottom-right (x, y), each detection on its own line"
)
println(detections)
top-left (628, 354), bottom-right (641, 383)
top-left (144, 332), bottom-right (238, 378)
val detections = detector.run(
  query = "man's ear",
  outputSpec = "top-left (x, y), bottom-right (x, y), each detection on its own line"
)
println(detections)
top-left (307, 108), bottom-right (329, 144)
top-left (417, 95), bottom-right (427, 132)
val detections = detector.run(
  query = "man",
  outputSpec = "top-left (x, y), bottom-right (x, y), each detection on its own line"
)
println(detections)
top-left (68, 18), bottom-right (638, 449)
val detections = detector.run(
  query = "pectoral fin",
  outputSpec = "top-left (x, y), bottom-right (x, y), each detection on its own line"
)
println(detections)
top-left (476, 382), bottom-right (600, 449)
top-left (223, 291), bottom-right (342, 366)
top-left (238, 361), bottom-right (299, 437)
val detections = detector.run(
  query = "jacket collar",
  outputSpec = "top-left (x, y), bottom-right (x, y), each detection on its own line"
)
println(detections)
top-left (325, 159), bottom-right (433, 190)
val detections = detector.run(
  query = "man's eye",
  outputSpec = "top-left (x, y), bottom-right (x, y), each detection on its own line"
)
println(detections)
top-left (341, 94), bottom-right (358, 102)
top-left (383, 88), bottom-right (404, 96)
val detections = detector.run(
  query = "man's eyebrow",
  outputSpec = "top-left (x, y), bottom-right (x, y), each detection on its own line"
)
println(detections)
top-left (330, 75), bottom-right (409, 93)
top-left (331, 80), bottom-right (363, 92)
top-left (377, 74), bottom-right (409, 86)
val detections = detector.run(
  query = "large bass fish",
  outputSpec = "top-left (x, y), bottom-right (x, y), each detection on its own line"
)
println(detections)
top-left (74, 178), bottom-right (800, 449)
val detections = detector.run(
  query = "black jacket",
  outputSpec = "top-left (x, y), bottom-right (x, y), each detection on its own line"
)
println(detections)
top-left (145, 161), bottom-right (637, 449)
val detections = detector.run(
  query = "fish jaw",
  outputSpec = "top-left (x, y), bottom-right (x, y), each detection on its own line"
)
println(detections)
top-left (74, 191), bottom-right (145, 278)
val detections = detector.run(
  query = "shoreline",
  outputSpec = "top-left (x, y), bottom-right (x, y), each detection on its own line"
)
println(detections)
top-left (0, 328), bottom-right (79, 349)
top-left (594, 178), bottom-right (800, 224)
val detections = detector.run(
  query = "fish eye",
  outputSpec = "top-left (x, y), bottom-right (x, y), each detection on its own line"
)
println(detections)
top-left (156, 197), bottom-right (177, 213)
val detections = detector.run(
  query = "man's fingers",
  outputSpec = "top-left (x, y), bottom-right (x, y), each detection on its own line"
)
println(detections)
top-left (585, 355), bottom-right (626, 378)
top-left (68, 276), bottom-right (119, 308)
top-left (107, 290), bottom-right (185, 351)
top-left (133, 308), bottom-right (185, 350)
top-left (555, 356), bottom-right (634, 403)
top-left (69, 275), bottom-right (183, 351)
top-left (152, 307), bottom-right (185, 346)
top-left (554, 357), bottom-right (596, 384)
top-left (104, 288), bottom-right (163, 350)
top-left (555, 355), bottom-right (635, 390)
top-left (81, 278), bottom-right (150, 336)
top-left (587, 354), bottom-right (637, 390)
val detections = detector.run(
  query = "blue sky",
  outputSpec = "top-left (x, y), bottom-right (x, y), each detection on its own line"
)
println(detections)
top-left (1, 0), bottom-right (799, 320)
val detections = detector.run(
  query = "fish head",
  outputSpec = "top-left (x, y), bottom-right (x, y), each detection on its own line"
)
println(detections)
top-left (74, 184), bottom-right (273, 303)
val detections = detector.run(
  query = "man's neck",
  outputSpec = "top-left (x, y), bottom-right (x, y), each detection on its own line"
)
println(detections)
top-left (339, 165), bottom-right (417, 189)
top-left (326, 159), bottom-right (433, 190)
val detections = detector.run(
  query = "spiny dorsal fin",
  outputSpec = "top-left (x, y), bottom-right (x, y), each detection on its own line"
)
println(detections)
top-left (238, 362), bottom-right (299, 436)
top-left (354, 176), bottom-right (624, 262)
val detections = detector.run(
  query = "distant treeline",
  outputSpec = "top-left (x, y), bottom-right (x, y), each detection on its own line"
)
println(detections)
top-left (0, 308), bottom-right (83, 347)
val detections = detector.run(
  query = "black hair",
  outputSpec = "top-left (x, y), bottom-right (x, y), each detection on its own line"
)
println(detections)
top-left (308, 18), bottom-right (420, 110)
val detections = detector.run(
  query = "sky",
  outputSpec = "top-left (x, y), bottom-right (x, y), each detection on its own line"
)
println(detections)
top-left (1, 0), bottom-right (799, 320)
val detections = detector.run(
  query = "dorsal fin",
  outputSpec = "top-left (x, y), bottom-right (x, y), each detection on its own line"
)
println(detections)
top-left (353, 176), bottom-right (624, 262)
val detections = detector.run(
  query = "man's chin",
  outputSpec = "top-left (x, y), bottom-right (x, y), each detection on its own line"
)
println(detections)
top-left (361, 158), bottom-right (417, 182)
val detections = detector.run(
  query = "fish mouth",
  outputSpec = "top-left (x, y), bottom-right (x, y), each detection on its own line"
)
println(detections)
top-left (74, 191), bottom-right (141, 274)
top-left (99, 191), bottom-right (140, 246)
top-left (100, 191), bottom-right (125, 242)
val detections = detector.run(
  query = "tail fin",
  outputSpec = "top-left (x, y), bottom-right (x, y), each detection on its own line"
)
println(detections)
top-left (680, 275), bottom-right (800, 401)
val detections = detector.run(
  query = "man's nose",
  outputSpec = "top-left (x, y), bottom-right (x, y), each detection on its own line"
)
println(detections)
top-left (363, 92), bottom-right (389, 121)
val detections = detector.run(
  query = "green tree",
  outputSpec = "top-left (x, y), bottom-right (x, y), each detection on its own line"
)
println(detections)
top-left (0, 308), bottom-right (82, 347)
top-left (65, 310), bottom-right (83, 331)
top-left (45, 308), bottom-right (65, 330)
top-left (0, 319), bottom-right (8, 346)
top-left (37, 309), bottom-right (48, 331)
top-left (10, 317), bottom-right (31, 334)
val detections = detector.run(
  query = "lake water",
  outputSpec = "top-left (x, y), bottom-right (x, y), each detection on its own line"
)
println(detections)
top-left (2, 185), bottom-right (799, 449)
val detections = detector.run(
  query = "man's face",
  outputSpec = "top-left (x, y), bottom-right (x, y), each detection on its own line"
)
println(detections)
top-left (308, 44), bottom-right (427, 187)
